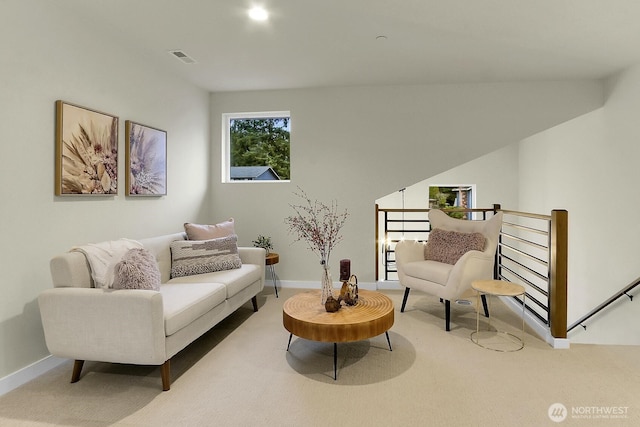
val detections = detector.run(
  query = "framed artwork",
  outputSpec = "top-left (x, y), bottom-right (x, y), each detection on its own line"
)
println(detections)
top-left (55, 100), bottom-right (119, 195)
top-left (125, 121), bottom-right (167, 196)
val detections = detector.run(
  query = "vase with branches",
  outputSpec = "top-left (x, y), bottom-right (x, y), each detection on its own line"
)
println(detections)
top-left (284, 188), bottom-right (349, 304)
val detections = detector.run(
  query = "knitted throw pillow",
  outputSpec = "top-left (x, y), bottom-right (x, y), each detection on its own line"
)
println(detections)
top-left (170, 234), bottom-right (242, 278)
top-left (112, 248), bottom-right (161, 291)
top-left (424, 228), bottom-right (486, 265)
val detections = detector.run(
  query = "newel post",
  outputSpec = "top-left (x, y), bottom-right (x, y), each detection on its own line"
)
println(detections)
top-left (549, 209), bottom-right (568, 339)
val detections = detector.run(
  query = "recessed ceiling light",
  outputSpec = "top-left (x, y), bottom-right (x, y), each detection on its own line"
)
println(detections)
top-left (248, 6), bottom-right (268, 21)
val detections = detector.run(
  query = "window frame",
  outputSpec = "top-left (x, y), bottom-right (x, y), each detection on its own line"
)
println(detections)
top-left (221, 111), bottom-right (291, 183)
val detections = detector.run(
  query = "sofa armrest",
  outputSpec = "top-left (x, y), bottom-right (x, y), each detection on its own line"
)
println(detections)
top-left (38, 288), bottom-right (166, 365)
top-left (238, 247), bottom-right (266, 266)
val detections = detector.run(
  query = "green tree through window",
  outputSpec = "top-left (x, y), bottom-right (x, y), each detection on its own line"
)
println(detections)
top-left (229, 117), bottom-right (290, 180)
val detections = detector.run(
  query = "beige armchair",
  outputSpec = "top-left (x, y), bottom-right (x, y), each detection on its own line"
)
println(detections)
top-left (395, 209), bottom-right (503, 331)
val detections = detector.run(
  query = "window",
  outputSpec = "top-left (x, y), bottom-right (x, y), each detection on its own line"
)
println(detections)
top-left (222, 111), bottom-right (290, 182)
top-left (429, 185), bottom-right (475, 219)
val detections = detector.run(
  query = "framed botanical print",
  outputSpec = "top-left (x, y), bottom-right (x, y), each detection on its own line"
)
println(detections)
top-left (55, 100), bottom-right (118, 195)
top-left (125, 121), bottom-right (167, 196)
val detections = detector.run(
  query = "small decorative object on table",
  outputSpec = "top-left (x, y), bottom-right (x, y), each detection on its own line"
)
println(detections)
top-left (339, 259), bottom-right (351, 281)
top-left (285, 187), bottom-right (349, 305)
top-left (324, 295), bottom-right (341, 312)
top-left (340, 274), bottom-right (359, 306)
top-left (252, 234), bottom-right (273, 255)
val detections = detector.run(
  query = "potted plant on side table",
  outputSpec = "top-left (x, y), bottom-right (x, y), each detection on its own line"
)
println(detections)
top-left (252, 235), bottom-right (273, 255)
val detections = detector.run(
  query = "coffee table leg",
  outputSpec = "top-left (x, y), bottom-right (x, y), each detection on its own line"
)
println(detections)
top-left (385, 331), bottom-right (392, 351)
top-left (287, 333), bottom-right (292, 351)
top-left (333, 343), bottom-right (337, 380)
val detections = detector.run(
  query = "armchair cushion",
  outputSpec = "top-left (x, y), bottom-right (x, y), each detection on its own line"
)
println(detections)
top-left (424, 228), bottom-right (486, 265)
top-left (403, 259), bottom-right (454, 285)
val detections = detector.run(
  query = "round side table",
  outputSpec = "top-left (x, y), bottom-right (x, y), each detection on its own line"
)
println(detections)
top-left (471, 279), bottom-right (525, 352)
top-left (265, 252), bottom-right (280, 297)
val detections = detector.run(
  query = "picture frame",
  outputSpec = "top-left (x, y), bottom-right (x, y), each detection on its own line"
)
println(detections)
top-left (55, 100), bottom-right (119, 195)
top-left (125, 121), bottom-right (167, 196)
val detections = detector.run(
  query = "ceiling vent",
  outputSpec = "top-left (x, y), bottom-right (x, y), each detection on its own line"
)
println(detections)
top-left (168, 50), bottom-right (197, 64)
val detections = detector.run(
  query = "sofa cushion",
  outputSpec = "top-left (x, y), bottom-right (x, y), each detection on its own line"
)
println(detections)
top-left (112, 248), bottom-right (161, 291)
top-left (184, 218), bottom-right (235, 240)
top-left (160, 282), bottom-right (227, 336)
top-left (403, 260), bottom-right (453, 285)
top-left (168, 264), bottom-right (262, 299)
top-left (424, 228), bottom-right (486, 265)
top-left (170, 235), bottom-right (242, 278)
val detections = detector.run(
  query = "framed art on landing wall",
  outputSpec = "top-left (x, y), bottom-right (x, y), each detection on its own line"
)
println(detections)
top-left (125, 121), bottom-right (167, 196)
top-left (55, 100), bottom-right (119, 195)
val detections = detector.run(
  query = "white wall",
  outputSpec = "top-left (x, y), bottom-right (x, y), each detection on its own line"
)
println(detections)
top-left (210, 82), bottom-right (602, 288)
top-left (519, 65), bottom-right (640, 345)
top-left (0, 2), bottom-right (210, 378)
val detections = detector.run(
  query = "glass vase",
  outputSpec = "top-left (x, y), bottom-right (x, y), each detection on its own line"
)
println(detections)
top-left (320, 265), bottom-right (334, 305)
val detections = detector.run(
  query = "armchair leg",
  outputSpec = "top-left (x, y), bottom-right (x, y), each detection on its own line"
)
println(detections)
top-left (401, 288), bottom-right (411, 312)
top-left (481, 294), bottom-right (489, 317)
top-left (251, 295), bottom-right (258, 312)
top-left (445, 300), bottom-right (451, 331)
top-left (71, 360), bottom-right (84, 383)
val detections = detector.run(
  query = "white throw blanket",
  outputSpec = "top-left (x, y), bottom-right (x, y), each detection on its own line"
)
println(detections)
top-left (72, 238), bottom-right (143, 288)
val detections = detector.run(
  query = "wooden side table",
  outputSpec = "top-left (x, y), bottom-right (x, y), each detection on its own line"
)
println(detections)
top-left (471, 279), bottom-right (526, 352)
top-left (265, 252), bottom-right (280, 297)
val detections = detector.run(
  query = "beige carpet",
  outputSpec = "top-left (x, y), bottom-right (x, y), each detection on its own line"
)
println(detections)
top-left (1, 287), bottom-right (639, 426)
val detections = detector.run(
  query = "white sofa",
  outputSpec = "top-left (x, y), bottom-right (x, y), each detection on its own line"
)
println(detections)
top-left (38, 232), bottom-right (265, 391)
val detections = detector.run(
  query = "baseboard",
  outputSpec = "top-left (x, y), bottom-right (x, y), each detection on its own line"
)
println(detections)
top-left (0, 355), bottom-right (66, 397)
top-left (277, 280), bottom-right (402, 291)
top-left (500, 296), bottom-right (570, 349)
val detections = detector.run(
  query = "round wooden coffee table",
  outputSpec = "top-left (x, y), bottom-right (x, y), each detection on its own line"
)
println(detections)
top-left (283, 289), bottom-right (394, 379)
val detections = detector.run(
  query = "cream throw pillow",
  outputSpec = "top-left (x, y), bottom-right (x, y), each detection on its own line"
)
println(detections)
top-left (184, 218), bottom-right (235, 240)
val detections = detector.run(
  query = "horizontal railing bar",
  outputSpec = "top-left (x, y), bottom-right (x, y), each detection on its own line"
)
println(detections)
top-left (499, 243), bottom-right (548, 266)
top-left (502, 220), bottom-right (549, 236)
top-left (499, 209), bottom-right (552, 221)
top-left (385, 229), bottom-right (430, 233)
top-left (499, 266), bottom-right (549, 298)
top-left (500, 254), bottom-right (549, 283)
top-left (512, 295), bottom-right (550, 325)
top-left (379, 208), bottom-right (429, 213)
top-left (501, 232), bottom-right (549, 251)
top-left (497, 275), bottom-right (548, 314)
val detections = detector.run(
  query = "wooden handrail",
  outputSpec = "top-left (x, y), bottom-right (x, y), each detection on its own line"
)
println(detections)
top-left (568, 277), bottom-right (640, 332)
